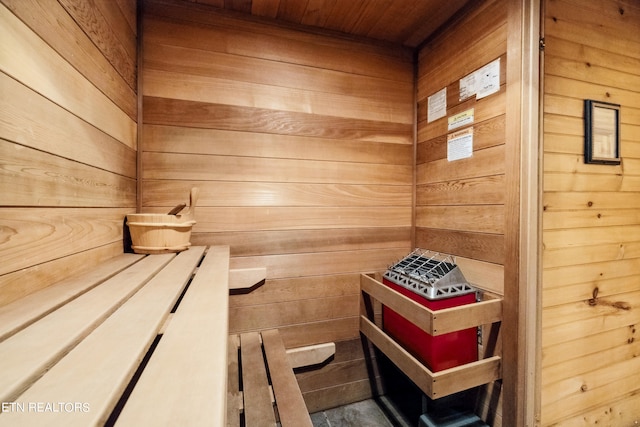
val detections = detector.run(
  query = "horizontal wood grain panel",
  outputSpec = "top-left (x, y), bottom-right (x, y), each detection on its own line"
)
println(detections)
top-left (418, 30), bottom-right (507, 101)
top-left (418, 91), bottom-right (507, 143)
top-left (542, 360), bottom-right (640, 425)
top-left (2, 0), bottom-right (136, 119)
top-left (192, 228), bottom-right (411, 257)
top-left (417, 145), bottom-right (506, 185)
top-left (268, 317), bottom-right (361, 348)
top-left (416, 205), bottom-right (504, 234)
top-left (543, 191), bottom-right (640, 211)
top-left (543, 242), bottom-right (640, 270)
top-left (543, 172), bottom-right (639, 192)
top-left (543, 289), bottom-right (640, 331)
top-left (418, 54), bottom-right (507, 123)
top-left (230, 294), bottom-right (358, 332)
top-left (0, 242), bottom-right (124, 307)
top-left (296, 346), bottom-right (372, 393)
top-left (542, 333), bottom-right (640, 386)
top-left (543, 257), bottom-right (640, 288)
top-left (143, 7), bottom-right (413, 81)
top-left (544, 153), bottom-right (623, 176)
top-left (543, 209), bottom-right (640, 229)
top-left (143, 42), bottom-right (413, 105)
top-left (229, 274), bottom-right (361, 307)
top-left (144, 68), bottom-right (413, 124)
top-left (415, 227), bottom-right (504, 264)
top-left (143, 181), bottom-right (412, 207)
top-left (143, 97), bottom-right (412, 144)
top-left (229, 248), bottom-right (408, 280)
top-left (0, 4), bottom-right (136, 148)
top-left (417, 0), bottom-right (507, 95)
top-left (0, 74), bottom-right (136, 178)
top-left (544, 35), bottom-right (640, 86)
top-left (143, 125), bottom-right (413, 163)
top-left (58, 0), bottom-right (136, 90)
top-left (452, 257), bottom-right (504, 295)
top-left (541, 325), bottom-right (636, 368)
top-left (302, 378), bottom-right (374, 414)
top-left (0, 208), bottom-right (130, 276)
top-left (418, 115), bottom-right (505, 164)
top-left (1, 139), bottom-right (136, 207)
top-left (543, 274), bottom-right (640, 309)
top-left (545, 54), bottom-right (640, 93)
top-left (416, 175), bottom-right (505, 206)
top-left (188, 207), bottom-right (411, 232)
top-left (141, 152), bottom-right (412, 184)
top-left (545, 0), bottom-right (640, 58)
top-left (544, 75), bottom-right (640, 110)
top-left (550, 392), bottom-right (640, 427)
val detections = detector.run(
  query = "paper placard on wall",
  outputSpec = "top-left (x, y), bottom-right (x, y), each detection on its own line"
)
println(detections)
top-left (447, 128), bottom-right (474, 161)
top-left (447, 108), bottom-right (474, 131)
top-left (427, 87), bottom-right (447, 123)
top-left (459, 57), bottom-right (501, 101)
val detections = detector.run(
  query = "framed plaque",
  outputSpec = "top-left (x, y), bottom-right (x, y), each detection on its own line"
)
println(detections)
top-left (584, 100), bottom-right (621, 165)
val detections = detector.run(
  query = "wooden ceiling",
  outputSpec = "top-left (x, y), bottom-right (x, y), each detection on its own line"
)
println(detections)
top-left (186, 0), bottom-right (471, 47)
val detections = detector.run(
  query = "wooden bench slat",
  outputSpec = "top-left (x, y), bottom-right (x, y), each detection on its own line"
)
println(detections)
top-left (261, 329), bottom-right (313, 427)
top-left (241, 332), bottom-right (277, 426)
top-left (0, 247), bottom-right (206, 426)
top-left (0, 253), bottom-right (144, 343)
top-left (227, 334), bottom-right (242, 427)
top-left (115, 246), bottom-right (230, 426)
top-left (0, 253), bottom-right (175, 404)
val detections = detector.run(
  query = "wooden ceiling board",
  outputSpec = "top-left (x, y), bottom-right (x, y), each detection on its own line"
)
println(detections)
top-left (188, 0), bottom-right (471, 47)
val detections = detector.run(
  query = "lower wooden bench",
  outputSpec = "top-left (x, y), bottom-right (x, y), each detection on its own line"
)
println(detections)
top-left (0, 245), bottom-right (230, 426)
top-left (227, 330), bottom-right (313, 427)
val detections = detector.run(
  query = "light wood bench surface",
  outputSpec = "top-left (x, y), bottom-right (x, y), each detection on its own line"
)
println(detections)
top-left (0, 246), bottom-right (230, 426)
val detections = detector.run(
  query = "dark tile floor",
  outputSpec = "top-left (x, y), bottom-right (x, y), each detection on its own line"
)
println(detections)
top-left (310, 399), bottom-right (395, 427)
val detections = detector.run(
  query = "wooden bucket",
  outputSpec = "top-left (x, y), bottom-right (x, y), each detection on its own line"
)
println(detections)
top-left (126, 188), bottom-right (199, 254)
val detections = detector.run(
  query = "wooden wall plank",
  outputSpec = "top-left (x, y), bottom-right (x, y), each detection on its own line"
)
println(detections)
top-left (0, 3), bottom-right (136, 148)
top-left (0, 73), bottom-right (136, 178)
top-left (141, 0), bottom-right (412, 412)
top-left (193, 228), bottom-right (412, 257)
top-left (0, 1), bottom-right (137, 305)
top-left (1, 139), bottom-right (136, 207)
top-left (143, 97), bottom-right (412, 144)
top-left (541, 0), bottom-right (640, 424)
top-left (2, 0), bottom-right (136, 119)
top-left (143, 181), bottom-right (411, 207)
top-left (0, 208), bottom-right (129, 276)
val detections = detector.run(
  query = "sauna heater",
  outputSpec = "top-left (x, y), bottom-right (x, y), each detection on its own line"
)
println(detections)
top-left (382, 249), bottom-right (478, 372)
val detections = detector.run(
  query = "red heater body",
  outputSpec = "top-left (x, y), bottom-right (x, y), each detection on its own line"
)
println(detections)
top-left (382, 250), bottom-right (478, 372)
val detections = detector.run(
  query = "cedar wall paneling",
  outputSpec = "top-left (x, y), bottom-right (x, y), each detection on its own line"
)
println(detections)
top-left (541, 0), bottom-right (640, 425)
top-left (0, 0), bottom-right (137, 306)
top-left (141, 0), bottom-right (413, 410)
top-left (416, 0), bottom-right (508, 425)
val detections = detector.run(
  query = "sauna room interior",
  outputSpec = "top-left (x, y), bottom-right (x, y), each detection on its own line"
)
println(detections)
top-left (1, 0), bottom-right (639, 426)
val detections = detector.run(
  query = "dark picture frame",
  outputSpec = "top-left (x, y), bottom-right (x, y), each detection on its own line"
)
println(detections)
top-left (584, 99), bottom-right (621, 165)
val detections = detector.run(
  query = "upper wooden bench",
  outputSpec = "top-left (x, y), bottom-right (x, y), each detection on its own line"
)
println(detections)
top-left (0, 245), bottom-right (230, 426)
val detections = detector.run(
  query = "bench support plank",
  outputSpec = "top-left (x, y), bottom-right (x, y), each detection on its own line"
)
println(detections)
top-left (262, 329), bottom-right (313, 427)
top-left (241, 332), bottom-right (277, 426)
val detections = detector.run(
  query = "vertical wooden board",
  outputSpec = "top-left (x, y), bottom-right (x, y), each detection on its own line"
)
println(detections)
top-left (240, 332), bottom-right (277, 426)
top-left (261, 330), bottom-right (312, 427)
